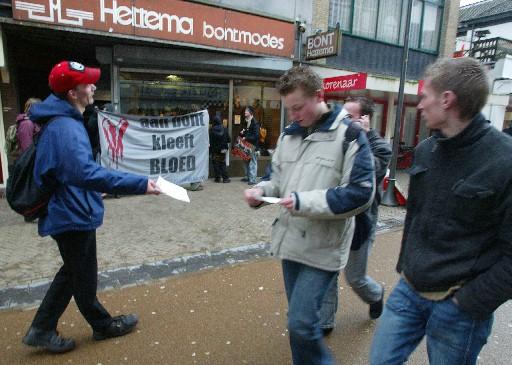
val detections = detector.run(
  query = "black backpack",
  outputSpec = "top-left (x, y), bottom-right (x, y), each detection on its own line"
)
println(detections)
top-left (6, 120), bottom-right (56, 220)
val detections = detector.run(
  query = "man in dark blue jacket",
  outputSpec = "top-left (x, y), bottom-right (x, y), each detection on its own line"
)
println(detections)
top-left (22, 61), bottom-right (160, 353)
top-left (319, 96), bottom-right (391, 334)
top-left (370, 57), bottom-right (512, 364)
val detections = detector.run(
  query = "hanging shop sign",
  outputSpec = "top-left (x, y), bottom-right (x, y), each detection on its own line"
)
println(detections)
top-left (98, 110), bottom-right (209, 185)
top-left (305, 29), bottom-right (341, 60)
top-left (323, 73), bottom-right (367, 93)
top-left (12, 0), bottom-right (295, 58)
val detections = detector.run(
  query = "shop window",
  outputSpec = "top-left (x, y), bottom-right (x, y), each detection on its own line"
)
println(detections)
top-left (371, 103), bottom-right (384, 135)
top-left (329, 0), bottom-right (352, 31)
top-left (376, 0), bottom-right (402, 44)
top-left (420, 3), bottom-right (442, 51)
top-left (119, 72), bottom-right (229, 125)
top-left (401, 106), bottom-right (418, 147)
top-left (232, 80), bottom-right (281, 152)
top-left (329, 0), bottom-right (444, 53)
top-left (352, 0), bottom-right (378, 39)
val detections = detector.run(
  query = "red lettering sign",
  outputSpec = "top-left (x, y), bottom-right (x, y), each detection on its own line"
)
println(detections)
top-left (12, 0), bottom-right (295, 58)
top-left (323, 73), bottom-right (367, 93)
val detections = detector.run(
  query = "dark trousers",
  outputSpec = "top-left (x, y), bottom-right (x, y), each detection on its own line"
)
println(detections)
top-left (212, 155), bottom-right (229, 180)
top-left (31, 230), bottom-right (112, 332)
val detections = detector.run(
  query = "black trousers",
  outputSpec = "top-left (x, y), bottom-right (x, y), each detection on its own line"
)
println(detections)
top-left (31, 230), bottom-right (112, 332)
top-left (212, 154), bottom-right (229, 180)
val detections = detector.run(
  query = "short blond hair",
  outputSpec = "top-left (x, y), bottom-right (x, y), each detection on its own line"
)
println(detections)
top-left (424, 58), bottom-right (489, 120)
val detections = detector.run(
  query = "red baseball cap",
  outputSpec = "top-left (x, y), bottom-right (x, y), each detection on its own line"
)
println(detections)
top-left (48, 61), bottom-right (101, 93)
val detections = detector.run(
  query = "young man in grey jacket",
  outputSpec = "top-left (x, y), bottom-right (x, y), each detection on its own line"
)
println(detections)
top-left (244, 66), bottom-right (375, 365)
top-left (370, 57), bottom-right (512, 364)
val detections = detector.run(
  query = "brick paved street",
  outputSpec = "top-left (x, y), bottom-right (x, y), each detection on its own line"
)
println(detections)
top-left (0, 174), bottom-right (408, 292)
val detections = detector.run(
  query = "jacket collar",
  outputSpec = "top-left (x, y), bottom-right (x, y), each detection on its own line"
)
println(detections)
top-left (433, 113), bottom-right (491, 150)
top-left (284, 104), bottom-right (346, 136)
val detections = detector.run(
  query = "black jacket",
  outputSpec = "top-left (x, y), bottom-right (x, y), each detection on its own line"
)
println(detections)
top-left (351, 129), bottom-right (391, 250)
top-left (397, 113), bottom-right (512, 320)
top-left (209, 124), bottom-right (230, 154)
top-left (241, 118), bottom-right (260, 148)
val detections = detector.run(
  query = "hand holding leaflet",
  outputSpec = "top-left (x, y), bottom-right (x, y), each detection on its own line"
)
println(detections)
top-left (256, 196), bottom-right (282, 204)
top-left (156, 176), bottom-right (190, 203)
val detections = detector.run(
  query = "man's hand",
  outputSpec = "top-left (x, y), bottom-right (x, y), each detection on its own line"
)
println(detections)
top-left (358, 115), bottom-right (371, 132)
top-left (279, 195), bottom-right (295, 212)
top-left (146, 179), bottom-right (161, 195)
top-left (244, 187), bottom-right (264, 207)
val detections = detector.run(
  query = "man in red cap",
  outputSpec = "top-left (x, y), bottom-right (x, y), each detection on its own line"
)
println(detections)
top-left (21, 61), bottom-right (160, 353)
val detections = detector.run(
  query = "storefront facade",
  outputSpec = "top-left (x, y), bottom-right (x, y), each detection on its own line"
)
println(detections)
top-left (0, 0), bottom-right (300, 185)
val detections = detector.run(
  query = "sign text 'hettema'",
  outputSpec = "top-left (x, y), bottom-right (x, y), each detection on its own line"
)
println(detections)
top-left (12, 0), bottom-right (295, 58)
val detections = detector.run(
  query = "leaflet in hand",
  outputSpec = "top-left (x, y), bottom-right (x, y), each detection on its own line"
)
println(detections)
top-left (256, 196), bottom-right (282, 204)
top-left (156, 176), bottom-right (190, 203)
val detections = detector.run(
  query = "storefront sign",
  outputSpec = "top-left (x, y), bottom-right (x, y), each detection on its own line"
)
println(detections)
top-left (98, 110), bottom-right (209, 185)
top-left (12, 0), bottom-right (295, 58)
top-left (305, 29), bottom-right (340, 60)
top-left (323, 73), bottom-right (367, 93)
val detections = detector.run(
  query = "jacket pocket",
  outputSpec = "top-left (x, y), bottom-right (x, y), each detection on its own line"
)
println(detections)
top-left (451, 180), bottom-right (496, 224)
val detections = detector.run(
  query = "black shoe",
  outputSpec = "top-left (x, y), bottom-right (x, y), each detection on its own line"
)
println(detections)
top-left (93, 314), bottom-right (138, 341)
top-left (369, 288), bottom-right (385, 319)
top-left (223, 178), bottom-right (231, 183)
top-left (22, 327), bottom-right (75, 353)
top-left (241, 178), bottom-right (249, 182)
top-left (214, 178), bottom-right (221, 183)
top-left (322, 327), bottom-right (334, 337)
top-left (248, 181), bottom-right (256, 185)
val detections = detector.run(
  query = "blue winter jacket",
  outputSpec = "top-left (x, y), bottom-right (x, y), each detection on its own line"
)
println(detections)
top-left (31, 94), bottom-right (148, 237)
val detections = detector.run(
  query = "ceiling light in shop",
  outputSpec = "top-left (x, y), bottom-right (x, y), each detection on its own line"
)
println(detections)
top-left (166, 75), bottom-right (182, 82)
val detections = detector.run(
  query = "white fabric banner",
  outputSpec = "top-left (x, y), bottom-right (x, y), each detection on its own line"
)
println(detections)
top-left (98, 110), bottom-right (209, 185)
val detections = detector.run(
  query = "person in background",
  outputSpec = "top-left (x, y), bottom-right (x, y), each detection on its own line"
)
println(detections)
top-left (16, 97), bottom-right (42, 152)
top-left (240, 106), bottom-right (260, 185)
top-left (209, 115), bottom-right (231, 183)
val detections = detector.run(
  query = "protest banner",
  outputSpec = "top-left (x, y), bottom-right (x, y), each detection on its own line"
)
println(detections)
top-left (98, 110), bottom-right (209, 185)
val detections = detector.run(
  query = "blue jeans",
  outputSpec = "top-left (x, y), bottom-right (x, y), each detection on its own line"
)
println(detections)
top-left (370, 278), bottom-right (493, 365)
top-left (282, 260), bottom-right (337, 365)
top-left (319, 227), bottom-right (382, 329)
top-left (244, 151), bottom-right (257, 183)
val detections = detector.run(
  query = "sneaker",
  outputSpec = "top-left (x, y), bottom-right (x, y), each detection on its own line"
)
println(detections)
top-left (214, 178), bottom-right (221, 183)
top-left (241, 177), bottom-right (249, 182)
top-left (93, 314), bottom-right (138, 341)
top-left (22, 327), bottom-right (75, 353)
top-left (369, 288), bottom-right (385, 319)
top-left (223, 178), bottom-right (231, 183)
top-left (248, 181), bottom-right (256, 185)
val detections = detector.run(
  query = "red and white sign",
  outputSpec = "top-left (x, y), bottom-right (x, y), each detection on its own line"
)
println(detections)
top-left (12, 0), bottom-right (295, 58)
top-left (323, 73), bottom-right (367, 93)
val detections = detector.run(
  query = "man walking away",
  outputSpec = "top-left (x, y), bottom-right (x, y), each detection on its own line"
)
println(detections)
top-left (319, 96), bottom-right (391, 335)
